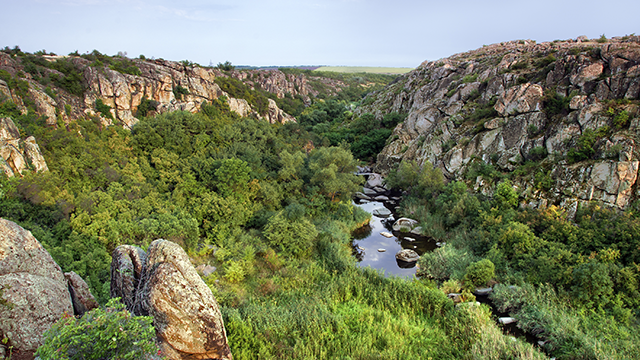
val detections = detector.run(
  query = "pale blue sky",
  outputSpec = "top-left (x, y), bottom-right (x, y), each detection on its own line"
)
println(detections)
top-left (1, 0), bottom-right (638, 67)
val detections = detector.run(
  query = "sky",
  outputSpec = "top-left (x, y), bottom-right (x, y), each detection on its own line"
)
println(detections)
top-left (1, 0), bottom-right (639, 68)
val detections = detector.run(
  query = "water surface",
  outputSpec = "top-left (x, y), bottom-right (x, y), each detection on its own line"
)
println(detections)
top-left (352, 201), bottom-right (436, 278)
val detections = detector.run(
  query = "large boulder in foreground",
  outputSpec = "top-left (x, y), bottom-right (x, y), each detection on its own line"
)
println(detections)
top-left (127, 239), bottom-right (232, 360)
top-left (0, 219), bottom-right (73, 359)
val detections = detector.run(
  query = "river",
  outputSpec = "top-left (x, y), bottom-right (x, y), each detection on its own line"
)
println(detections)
top-left (351, 200), bottom-right (436, 278)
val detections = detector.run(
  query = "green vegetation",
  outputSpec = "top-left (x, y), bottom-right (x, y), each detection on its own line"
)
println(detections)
top-left (94, 98), bottom-right (113, 120)
top-left (386, 160), bottom-right (640, 359)
top-left (295, 99), bottom-right (404, 162)
top-left (35, 298), bottom-right (158, 359)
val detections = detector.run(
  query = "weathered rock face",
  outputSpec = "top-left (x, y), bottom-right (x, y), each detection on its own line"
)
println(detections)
top-left (0, 52), bottom-right (354, 129)
top-left (0, 117), bottom-right (49, 177)
top-left (110, 245), bottom-right (147, 312)
top-left (111, 240), bottom-right (232, 360)
top-left (0, 219), bottom-right (73, 358)
top-left (362, 36), bottom-right (640, 214)
top-left (64, 271), bottom-right (98, 316)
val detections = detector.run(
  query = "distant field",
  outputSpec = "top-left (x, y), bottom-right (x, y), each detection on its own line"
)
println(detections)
top-left (314, 66), bottom-right (414, 74)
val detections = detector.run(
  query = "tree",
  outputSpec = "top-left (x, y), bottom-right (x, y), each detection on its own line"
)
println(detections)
top-left (308, 146), bottom-right (361, 202)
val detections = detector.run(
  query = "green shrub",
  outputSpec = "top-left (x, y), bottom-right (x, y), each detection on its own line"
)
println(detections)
top-left (462, 74), bottom-right (478, 83)
top-left (463, 259), bottom-right (495, 288)
top-left (535, 54), bottom-right (556, 68)
top-left (417, 244), bottom-right (476, 281)
top-left (528, 146), bottom-right (547, 161)
top-left (94, 98), bottom-right (113, 119)
top-left (543, 89), bottom-right (570, 117)
top-left (173, 85), bottom-right (189, 100)
top-left (35, 298), bottom-right (158, 360)
top-left (135, 97), bottom-right (159, 118)
top-left (597, 34), bottom-right (607, 43)
top-left (264, 211), bottom-right (318, 258)
top-left (493, 180), bottom-right (518, 210)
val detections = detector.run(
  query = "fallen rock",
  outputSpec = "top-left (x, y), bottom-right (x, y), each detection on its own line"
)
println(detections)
top-left (65, 271), bottom-right (98, 316)
top-left (380, 231), bottom-right (394, 238)
top-left (0, 219), bottom-right (73, 358)
top-left (196, 264), bottom-right (217, 277)
top-left (378, 249), bottom-right (386, 252)
top-left (134, 239), bottom-right (232, 360)
top-left (395, 249), bottom-right (420, 263)
top-left (374, 195), bottom-right (390, 201)
top-left (404, 237), bottom-right (416, 242)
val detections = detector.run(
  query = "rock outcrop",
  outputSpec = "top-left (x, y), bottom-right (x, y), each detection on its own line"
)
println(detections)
top-left (360, 36), bottom-right (640, 215)
top-left (0, 117), bottom-right (48, 177)
top-left (0, 52), bottom-right (357, 129)
top-left (110, 245), bottom-right (147, 312)
top-left (0, 219), bottom-right (73, 359)
top-left (111, 240), bottom-right (232, 360)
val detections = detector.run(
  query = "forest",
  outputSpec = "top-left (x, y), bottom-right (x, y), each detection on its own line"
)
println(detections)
top-left (1, 48), bottom-right (639, 359)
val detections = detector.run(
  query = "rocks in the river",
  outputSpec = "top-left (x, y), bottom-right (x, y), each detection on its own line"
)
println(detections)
top-left (395, 249), bottom-right (420, 263)
top-left (355, 192), bottom-right (371, 200)
top-left (474, 287), bottom-right (493, 296)
top-left (0, 219), bottom-right (74, 358)
top-left (363, 187), bottom-right (378, 196)
top-left (392, 218), bottom-right (419, 232)
top-left (372, 207), bottom-right (392, 217)
top-left (130, 239), bottom-right (232, 360)
top-left (374, 195), bottom-right (389, 201)
top-left (65, 271), bottom-right (98, 316)
top-left (378, 249), bottom-right (386, 252)
top-left (380, 231), bottom-right (394, 238)
top-left (498, 317), bottom-right (517, 325)
top-left (435, 242), bottom-right (446, 247)
top-left (365, 173), bottom-right (384, 188)
top-left (372, 186), bottom-right (387, 193)
top-left (404, 237), bottom-right (416, 242)
top-left (410, 226), bottom-right (423, 235)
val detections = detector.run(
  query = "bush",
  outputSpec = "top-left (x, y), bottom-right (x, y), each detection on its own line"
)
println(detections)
top-left (95, 98), bottom-right (113, 120)
top-left (417, 244), bottom-right (476, 282)
top-left (35, 298), bottom-right (158, 360)
top-left (264, 211), bottom-right (318, 258)
top-left (493, 180), bottom-right (518, 210)
top-left (463, 259), bottom-right (495, 288)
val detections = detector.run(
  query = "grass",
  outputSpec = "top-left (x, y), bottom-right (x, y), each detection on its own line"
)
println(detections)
top-left (314, 66), bottom-right (414, 75)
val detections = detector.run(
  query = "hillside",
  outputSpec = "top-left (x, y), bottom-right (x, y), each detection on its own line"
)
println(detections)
top-left (0, 49), bottom-right (393, 131)
top-left (359, 35), bottom-right (640, 216)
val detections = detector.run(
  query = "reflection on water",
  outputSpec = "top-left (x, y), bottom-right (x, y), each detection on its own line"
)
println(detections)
top-left (351, 201), bottom-right (436, 278)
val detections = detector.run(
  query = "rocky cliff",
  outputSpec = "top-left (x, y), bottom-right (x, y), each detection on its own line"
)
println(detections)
top-left (360, 35), bottom-right (640, 215)
top-left (0, 53), bottom-right (347, 129)
top-left (0, 117), bottom-right (48, 177)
